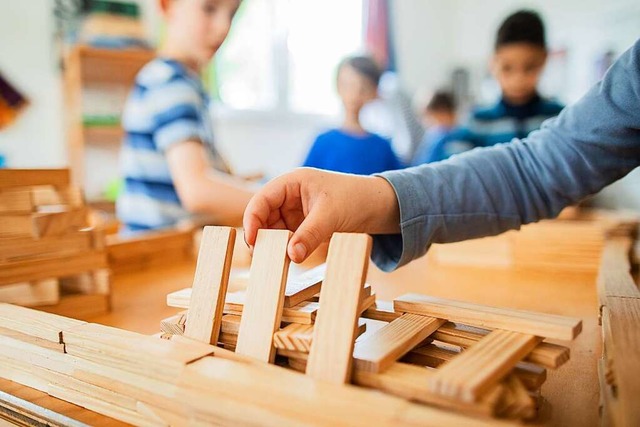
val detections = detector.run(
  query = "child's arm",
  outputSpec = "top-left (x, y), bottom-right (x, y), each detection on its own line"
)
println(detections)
top-left (244, 38), bottom-right (640, 268)
top-left (167, 141), bottom-right (254, 226)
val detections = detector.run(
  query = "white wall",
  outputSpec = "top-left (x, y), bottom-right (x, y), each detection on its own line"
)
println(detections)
top-left (0, 1), bottom-right (65, 168)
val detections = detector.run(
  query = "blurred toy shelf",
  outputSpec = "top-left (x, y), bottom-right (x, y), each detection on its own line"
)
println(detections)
top-left (63, 45), bottom-right (154, 199)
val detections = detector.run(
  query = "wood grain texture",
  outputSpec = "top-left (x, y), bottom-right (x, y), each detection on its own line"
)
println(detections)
top-left (306, 233), bottom-right (372, 384)
top-left (183, 226), bottom-right (235, 345)
top-left (235, 229), bottom-right (292, 362)
top-left (428, 330), bottom-right (540, 402)
top-left (353, 313), bottom-right (445, 373)
top-left (395, 293), bottom-right (582, 341)
top-left (597, 236), bottom-right (640, 299)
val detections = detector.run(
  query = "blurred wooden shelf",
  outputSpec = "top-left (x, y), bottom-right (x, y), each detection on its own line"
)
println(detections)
top-left (72, 45), bottom-right (155, 86)
top-left (83, 125), bottom-right (124, 144)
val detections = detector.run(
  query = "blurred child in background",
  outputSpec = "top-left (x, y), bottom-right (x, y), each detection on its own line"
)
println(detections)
top-left (412, 90), bottom-right (470, 164)
top-left (431, 10), bottom-right (564, 161)
top-left (117, 0), bottom-right (254, 233)
top-left (303, 55), bottom-right (403, 175)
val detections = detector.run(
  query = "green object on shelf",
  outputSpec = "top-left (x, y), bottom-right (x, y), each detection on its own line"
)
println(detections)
top-left (104, 178), bottom-right (124, 202)
top-left (82, 115), bottom-right (120, 127)
top-left (88, 1), bottom-right (140, 18)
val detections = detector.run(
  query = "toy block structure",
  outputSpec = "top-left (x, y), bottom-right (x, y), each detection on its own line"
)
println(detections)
top-left (0, 169), bottom-right (110, 318)
top-left (159, 226), bottom-right (584, 422)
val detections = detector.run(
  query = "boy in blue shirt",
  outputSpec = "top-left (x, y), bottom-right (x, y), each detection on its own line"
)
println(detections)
top-left (433, 10), bottom-right (564, 161)
top-left (117, 0), bottom-right (254, 233)
top-left (303, 56), bottom-right (403, 175)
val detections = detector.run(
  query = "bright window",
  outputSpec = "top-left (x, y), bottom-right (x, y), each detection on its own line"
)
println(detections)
top-left (212, 0), bottom-right (364, 115)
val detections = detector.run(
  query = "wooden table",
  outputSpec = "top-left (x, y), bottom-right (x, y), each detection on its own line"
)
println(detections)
top-left (1, 250), bottom-right (606, 426)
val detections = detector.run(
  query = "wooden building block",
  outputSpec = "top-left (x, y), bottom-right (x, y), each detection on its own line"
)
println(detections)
top-left (0, 189), bottom-right (32, 214)
top-left (160, 312), bottom-right (187, 336)
top-left (433, 322), bottom-right (570, 369)
top-left (0, 279), bottom-right (59, 307)
top-left (235, 229), bottom-right (292, 362)
top-left (353, 362), bottom-right (503, 418)
top-left (184, 227), bottom-right (235, 345)
top-left (597, 236), bottom-right (640, 299)
top-left (497, 375), bottom-right (536, 420)
top-left (353, 314), bottom-right (445, 373)
top-left (428, 330), bottom-right (540, 402)
top-left (0, 230), bottom-right (94, 262)
top-left (32, 208), bottom-right (89, 238)
top-left (362, 300), bottom-right (401, 322)
top-left (63, 323), bottom-right (215, 381)
top-left (306, 233), bottom-right (372, 384)
top-left (0, 303), bottom-right (85, 343)
top-left (0, 169), bottom-right (70, 189)
top-left (0, 251), bottom-right (108, 286)
top-left (283, 263), bottom-right (325, 308)
top-left (395, 294), bottom-right (582, 341)
top-left (274, 319), bottom-right (367, 353)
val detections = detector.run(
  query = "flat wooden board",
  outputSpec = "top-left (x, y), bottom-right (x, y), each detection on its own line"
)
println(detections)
top-left (0, 169), bottom-right (70, 189)
top-left (353, 313), bottom-right (445, 373)
top-left (395, 293), bottom-right (581, 341)
top-left (597, 236), bottom-right (640, 299)
top-left (184, 226), bottom-right (235, 344)
top-left (283, 264), bottom-right (325, 308)
top-left (0, 303), bottom-right (85, 343)
top-left (235, 229), bottom-right (292, 362)
top-left (428, 330), bottom-right (540, 402)
top-left (306, 233), bottom-right (372, 384)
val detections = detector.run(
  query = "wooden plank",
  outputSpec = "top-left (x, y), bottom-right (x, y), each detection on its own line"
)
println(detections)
top-left (184, 226), bottom-right (235, 345)
top-left (352, 362), bottom-right (503, 418)
top-left (428, 330), bottom-right (540, 402)
top-left (0, 251), bottom-right (107, 287)
top-left (0, 230), bottom-right (94, 262)
top-left (0, 303), bottom-right (85, 343)
top-left (31, 185), bottom-right (84, 208)
top-left (306, 233), bottom-right (372, 384)
top-left (160, 311), bottom-right (187, 335)
top-left (0, 189), bottom-right (32, 214)
top-left (401, 344), bottom-right (547, 391)
top-left (394, 293), bottom-right (582, 341)
top-left (362, 300), bottom-right (401, 322)
top-left (597, 236), bottom-right (640, 299)
top-left (433, 322), bottom-right (570, 369)
top-left (0, 169), bottom-right (70, 189)
top-left (0, 215), bottom-right (34, 237)
top-left (32, 208), bottom-right (89, 238)
top-left (235, 229), bottom-right (292, 362)
top-left (0, 279), bottom-right (59, 307)
top-left (274, 319), bottom-right (367, 353)
top-left (63, 322), bottom-right (214, 381)
top-left (603, 296), bottom-right (640, 426)
top-left (353, 314), bottom-right (445, 373)
top-left (283, 263), bottom-right (325, 307)
top-left (497, 375), bottom-right (536, 420)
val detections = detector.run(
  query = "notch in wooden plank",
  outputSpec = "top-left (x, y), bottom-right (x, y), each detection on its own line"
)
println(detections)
top-left (184, 226), bottom-right (235, 345)
top-left (306, 233), bottom-right (372, 384)
top-left (235, 229), bottom-right (292, 363)
top-left (394, 294), bottom-right (581, 341)
top-left (428, 330), bottom-right (540, 402)
top-left (353, 313), bottom-right (445, 373)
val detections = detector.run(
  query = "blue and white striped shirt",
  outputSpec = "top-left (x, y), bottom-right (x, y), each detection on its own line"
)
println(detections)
top-left (117, 58), bottom-right (217, 233)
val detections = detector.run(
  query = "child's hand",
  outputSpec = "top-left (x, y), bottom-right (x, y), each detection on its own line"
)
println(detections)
top-left (243, 168), bottom-right (400, 263)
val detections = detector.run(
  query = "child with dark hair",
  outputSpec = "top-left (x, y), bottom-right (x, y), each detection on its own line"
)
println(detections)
top-left (432, 10), bottom-right (564, 161)
top-left (302, 55), bottom-right (403, 175)
top-left (412, 90), bottom-right (470, 164)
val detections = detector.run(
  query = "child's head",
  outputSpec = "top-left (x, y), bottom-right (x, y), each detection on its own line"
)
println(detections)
top-left (492, 10), bottom-right (547, 105)
top-left (336, 55), bottom-right (381, 115)
top-left (159, 0), bottom-right (240, 69)
top-left (424, 91), bottom-right (456, 128)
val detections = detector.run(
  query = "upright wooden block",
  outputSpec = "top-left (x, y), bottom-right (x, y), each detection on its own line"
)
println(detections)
top-left (306, 233), bottom-right (372, 384)
top-left (235, 229), bottom-right (292, 363)
top-left (183, 227), bottom-right (235, 345)
top-left (353, 314), bottom-right (445, 373)
top-left (428, 330), bottom-right (540, 402)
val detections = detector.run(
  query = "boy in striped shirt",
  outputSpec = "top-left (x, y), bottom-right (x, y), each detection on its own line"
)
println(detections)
top-left (117, 0), bottom-right (253, 233)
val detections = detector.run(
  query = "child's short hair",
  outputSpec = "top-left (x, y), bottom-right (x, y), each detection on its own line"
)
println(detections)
top-left (495, 10), bottom-right (546, 51)
top-left (338, 55), bottom-right (382, 87)
top-left (427, 91), bottom-right (456, 112)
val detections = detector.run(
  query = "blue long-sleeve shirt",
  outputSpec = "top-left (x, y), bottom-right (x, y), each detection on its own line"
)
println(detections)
top-left (371, 38), bottom-right (640, 272)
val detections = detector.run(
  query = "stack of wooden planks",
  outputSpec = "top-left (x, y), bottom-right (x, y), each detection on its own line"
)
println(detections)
top-left (0, 169), bottom-right (110, 318)
top-left (429, 211), bottom-right (638, 273)
top-left (597, 235), bottom-right (640, 427)
top-left (0, 303), bottom-right (495, 426)
top-left (159, 226), bottom-right (583, 423)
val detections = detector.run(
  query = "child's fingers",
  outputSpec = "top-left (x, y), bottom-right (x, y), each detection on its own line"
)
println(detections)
top-left (287, 205), bottom-right (333, 263)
